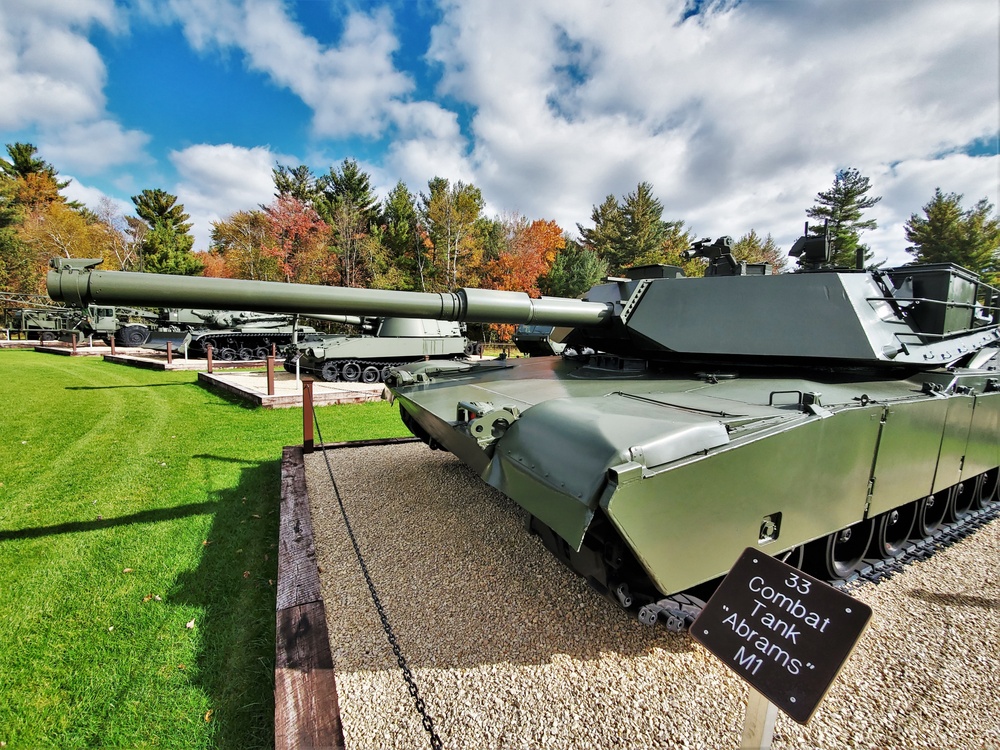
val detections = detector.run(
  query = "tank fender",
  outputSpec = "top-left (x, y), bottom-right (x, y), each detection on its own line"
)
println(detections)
top-left (482, 396), bottom-right (730, 550)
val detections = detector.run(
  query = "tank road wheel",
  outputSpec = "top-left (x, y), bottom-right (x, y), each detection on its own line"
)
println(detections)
top-left (868, 505), bottom-right (916, 560)
top-left (238, 347), bottom-right (254, 361)
top-left (973, 468), bottom-right (999, 509)
top-left (341, 361), bottom-right (362, 382)
top-left (362, 365), bottom-right (381, 383)
top-left (804, 519), bottom-right (875, 580)
top-left (119, 325), bottom-right (149, 347)
top-left (947, 480), bottom-right (975, 522)
top-left (319, 361), bottom-right (340, 382)
top-left (217, 347), bottom-right (238, 361)
top-left (254, 346), bottom-right (269, 360)
top-left (914, 489), bottom-right (950, 538)
top-left (380, 365), bottom-right (393, 381)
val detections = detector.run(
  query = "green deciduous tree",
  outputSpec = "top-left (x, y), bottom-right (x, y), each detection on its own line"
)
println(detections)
top-left (732, 229), bottom-right (788, 273)
top-left (420, 177), bottom-right (485, 289)
top-left (806, 168), bottom-right (881, 267)
top-left (208, 209), bottom-right (280, 280)
top-left (905, 189), bottom-right (1000, 283)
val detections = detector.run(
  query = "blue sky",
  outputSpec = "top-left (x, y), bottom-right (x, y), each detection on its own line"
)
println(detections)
top-left (1, 0), bottom-right (997, 267)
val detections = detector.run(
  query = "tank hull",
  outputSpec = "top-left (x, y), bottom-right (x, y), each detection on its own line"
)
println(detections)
top-left (390, 354), bottom-right (1000, 597)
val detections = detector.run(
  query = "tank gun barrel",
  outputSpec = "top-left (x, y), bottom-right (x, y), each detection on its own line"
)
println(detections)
top-left (47, 259), bottom-right (614, 328)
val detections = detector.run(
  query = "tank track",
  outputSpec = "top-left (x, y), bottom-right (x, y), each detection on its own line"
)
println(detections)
top-left (291, 358), bottom-right (411, 383)
top-left (190, 332), bottom-right (294, 360)
top-left (836, 502), bottom-right (1000, 591)
top-left (648, 502), bottom-right (1000, 633)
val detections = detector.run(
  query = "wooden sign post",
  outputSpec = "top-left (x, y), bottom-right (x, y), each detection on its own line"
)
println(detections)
top-left (691, 548), bottom-right (872, 748)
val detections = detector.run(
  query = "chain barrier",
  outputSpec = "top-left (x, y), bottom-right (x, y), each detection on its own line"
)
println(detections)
top-left (312, 407), bottom-right (444, 750)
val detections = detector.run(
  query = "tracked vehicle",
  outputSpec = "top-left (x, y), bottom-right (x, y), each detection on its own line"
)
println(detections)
top-left (145, 309), bottom-right (316, 360)
top-left (48, 234), bottom-right (1000, 627)
top-left (283, 316), bottom-right (475, 382)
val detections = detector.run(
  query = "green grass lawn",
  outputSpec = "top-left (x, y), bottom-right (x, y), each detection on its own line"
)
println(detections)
top-left (0, 350), bottom-right (408, 748)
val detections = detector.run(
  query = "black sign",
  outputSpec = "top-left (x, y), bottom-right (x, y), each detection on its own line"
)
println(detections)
top-left (690, 547), bottom-right (872, 724)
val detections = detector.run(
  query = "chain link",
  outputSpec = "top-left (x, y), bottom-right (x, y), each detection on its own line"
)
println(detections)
top-left (313, 407), bottom-right (444, 750)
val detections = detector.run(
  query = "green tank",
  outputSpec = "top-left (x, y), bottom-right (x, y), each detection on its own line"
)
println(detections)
top-left (283, 316), bottom-right (475, 383)
top-left (48, 237), bottom-right (1000, 627)
top-left (513, 323), bottom-right (568, 356)
top-left (147, 308), bottom-right (316, 360)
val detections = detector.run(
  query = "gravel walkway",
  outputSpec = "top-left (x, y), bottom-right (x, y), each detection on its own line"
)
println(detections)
top-left (306, 442), bottom-right (1000, 750)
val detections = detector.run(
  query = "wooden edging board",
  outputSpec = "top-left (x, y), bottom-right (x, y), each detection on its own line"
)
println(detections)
top-left (275, 445), bottom-right (345, 750)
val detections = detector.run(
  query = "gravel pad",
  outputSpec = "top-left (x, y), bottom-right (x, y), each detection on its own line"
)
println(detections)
top-left (306, 442), bottom-right (1000, 750)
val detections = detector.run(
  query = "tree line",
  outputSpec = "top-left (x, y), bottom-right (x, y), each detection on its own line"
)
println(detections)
top-left (2, 141), bottom-right (998, 326)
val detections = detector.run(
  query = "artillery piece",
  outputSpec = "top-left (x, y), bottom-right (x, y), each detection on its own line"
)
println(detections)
top-left (283, 315), bottom-right (476, 383)
top-left (146, 308), bottom-right (316, 360)
top-left (48, 235), bottom-right (1000, 628)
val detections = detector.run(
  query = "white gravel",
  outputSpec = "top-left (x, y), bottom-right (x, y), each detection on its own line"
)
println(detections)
top-left (306, 442), bottom-right (1000, 750)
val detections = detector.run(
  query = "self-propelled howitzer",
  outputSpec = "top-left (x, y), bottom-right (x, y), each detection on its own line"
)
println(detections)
top-left (48, 245), bottom-right (1000, 628)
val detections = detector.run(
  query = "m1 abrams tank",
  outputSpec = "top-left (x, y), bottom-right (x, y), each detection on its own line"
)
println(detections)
top-left (48, 236), bottom-right (1000, 627)
top-left (283, 316), bottom-right (475, 383)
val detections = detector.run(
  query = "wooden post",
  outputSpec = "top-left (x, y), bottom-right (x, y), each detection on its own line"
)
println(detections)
top-left (110, 335), bottom-right (116, 355)
top-left (71, 333), bottom-right (77, 354)
top-left (166, 340), bottom-right (173, 365)
top-left (267, 355), bottom-right (275, 396)
top-left (206, 344), bottom-right (213, 373)
top-left (272, 342), bottom-right (277, 358)
top-left (302, 379), bottom-right (314, 454)
top-left (741, 687), bottom-right (778, 750)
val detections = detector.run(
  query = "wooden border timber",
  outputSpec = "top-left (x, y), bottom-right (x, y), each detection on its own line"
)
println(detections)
top-left (275, 445), bottom-right (345, 750)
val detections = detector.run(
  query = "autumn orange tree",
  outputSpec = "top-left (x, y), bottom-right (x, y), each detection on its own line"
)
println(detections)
top-left (0, 142), bottom-right (122, 295)
top-left (264, 195), bottom-right (336, 285)
top-left (475, 215), bottom-right (564, 340)
top-left (204, 210), bottom-right (276, 280)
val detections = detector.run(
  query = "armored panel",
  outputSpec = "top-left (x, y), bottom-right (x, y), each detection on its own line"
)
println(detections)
top-left (868, 399), bottom-right (950, 515)
top-left (933, 395), bottom-right (976, 493)
top-left (962, 392), bottom-right (1000, 481)
top-left (602, 407), bottom-right (881, 594)
top-left (622, 274), bottom-right (888, 360)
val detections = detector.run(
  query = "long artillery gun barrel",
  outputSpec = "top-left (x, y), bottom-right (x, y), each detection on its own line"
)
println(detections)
top-left (48, 258), bottom-right (614, 328)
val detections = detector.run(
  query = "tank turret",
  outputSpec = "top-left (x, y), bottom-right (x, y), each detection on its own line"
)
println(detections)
top-left (48, 237), bottom-right (1000, 628)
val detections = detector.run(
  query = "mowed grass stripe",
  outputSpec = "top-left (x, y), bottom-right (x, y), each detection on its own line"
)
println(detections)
top-left (0, 350), bottom-right (408, 748)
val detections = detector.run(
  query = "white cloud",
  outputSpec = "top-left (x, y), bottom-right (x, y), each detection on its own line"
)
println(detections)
top-left (165, 0), bottom-right (414, 138)
top-left (170, 143), bottom-right (285, 251)
top-left (0, 3), bottom-right (109, 128)
top-left (425, 0), bottom-right (999, 264)
top-left (0, 0), bottom-right (151, 172)
top-left (60, 175), bottom-right (133, 219)
top-left (39, 120), bottom-right (151, 175)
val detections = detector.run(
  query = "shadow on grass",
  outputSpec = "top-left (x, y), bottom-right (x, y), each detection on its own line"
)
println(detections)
top-left (0, 502), bottom-right (218, 541)
top-left (197, 384), bottom-right (263, 410)
top-left (65, 383), bottom-right (195, 390)
top-left (170, 457), bottom-right (281, 749)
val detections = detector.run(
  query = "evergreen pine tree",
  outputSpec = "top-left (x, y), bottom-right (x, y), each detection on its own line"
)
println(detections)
top-left (806, 168), bottom-right (881, 267)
